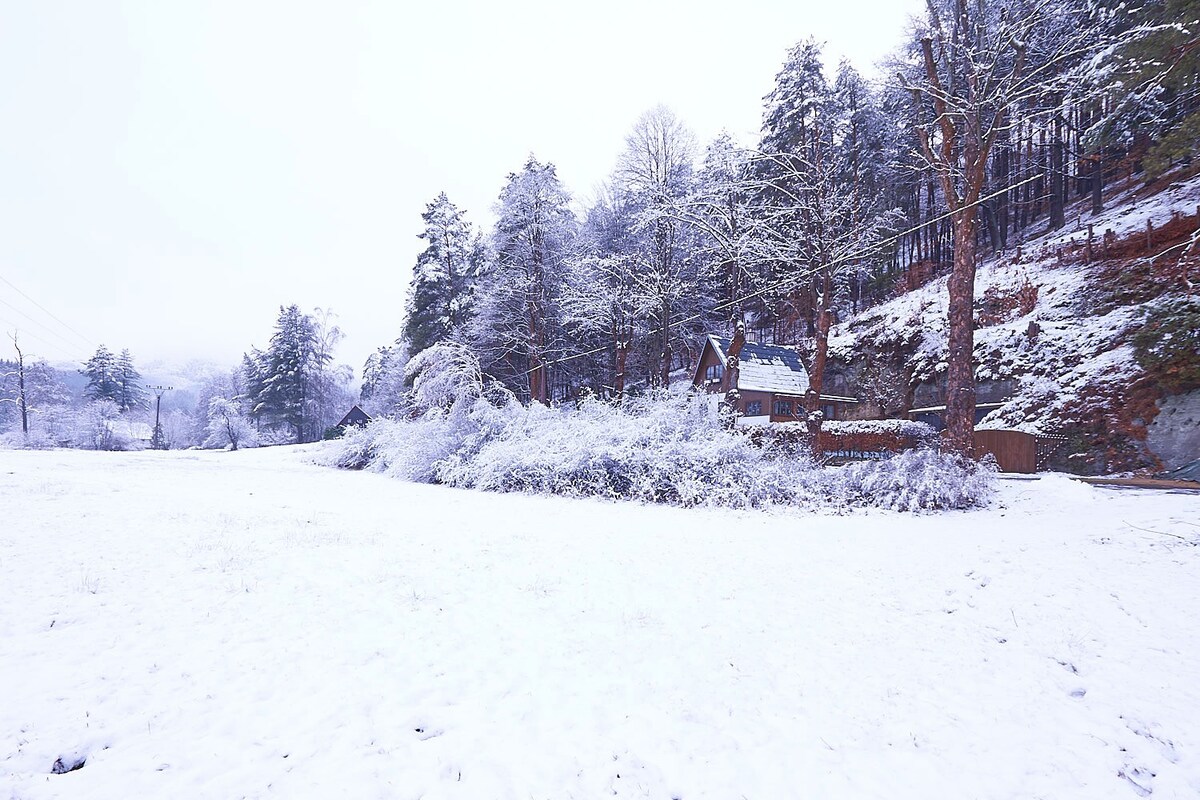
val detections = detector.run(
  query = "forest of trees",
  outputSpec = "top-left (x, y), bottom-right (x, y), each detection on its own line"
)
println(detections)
top-left (1, 305), bottom-right (355, 450)
top-left (361, 0), bottom-right (1198, 454)
top-left (2, 0), bottom-right (1195, 455)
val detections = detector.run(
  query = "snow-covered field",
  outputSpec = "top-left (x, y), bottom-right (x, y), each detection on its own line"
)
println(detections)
top-left (3, 447), bottom-right (1199, 799)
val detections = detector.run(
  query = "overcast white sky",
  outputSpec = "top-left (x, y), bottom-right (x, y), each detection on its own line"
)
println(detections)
top-left (0, 0), bottom-right (921, 375)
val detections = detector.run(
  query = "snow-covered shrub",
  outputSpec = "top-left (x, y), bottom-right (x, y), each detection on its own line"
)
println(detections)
top-left (75, 400), bottom-right (134, 451)
top-left (204, 397), bottom-right (258, 451)
top-left (821, 419), bottom-right (937, 439)
top-left (322, 350), bottom-right (996, 513)
top-left (319, 343), bottom-right (518, 482)
top-left (839, 449), bottom-right (997, 511)
top-left (437, 389), bottom-right (809, 508)
top-left (323, 420), bottom-right (377, 469)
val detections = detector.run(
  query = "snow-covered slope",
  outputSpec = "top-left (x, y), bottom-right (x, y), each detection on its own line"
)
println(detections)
top-left (2, 445), bottom-right (1199, 798)
top-left (831, 173), bottom-right (1200, 472)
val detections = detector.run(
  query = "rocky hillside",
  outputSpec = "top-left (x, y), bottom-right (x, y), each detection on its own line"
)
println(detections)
top-left (826, 171), bottom-right (1200, 474)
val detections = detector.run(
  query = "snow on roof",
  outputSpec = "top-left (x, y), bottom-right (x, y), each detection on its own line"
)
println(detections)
top-left (710, 335), bottom-right (811, 395)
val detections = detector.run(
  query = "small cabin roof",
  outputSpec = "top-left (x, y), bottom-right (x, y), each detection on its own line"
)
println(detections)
top-left (337, 405), bottom-right (372, 427)
top-left (705, 334), bottom-right (811, 395)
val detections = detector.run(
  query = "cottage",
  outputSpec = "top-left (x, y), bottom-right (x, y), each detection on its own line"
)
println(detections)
top-left (692, 333), bottom-right (859, 424)
top-left (336, 405), bottom-right (372, 429)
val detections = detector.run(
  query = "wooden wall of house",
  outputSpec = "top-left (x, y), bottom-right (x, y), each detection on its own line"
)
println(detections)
top-left (738, 390), bottom-right (772, 418)
top-left (694, 345), bottom-right (725, 392)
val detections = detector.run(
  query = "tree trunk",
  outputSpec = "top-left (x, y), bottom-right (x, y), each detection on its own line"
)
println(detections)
top-left (944, 207), bottom-right (979, 457)
top-left (1049, 114), bottom-right (1066, 231)
top-left (14, 339), bottom-right (28, 436)
top-left (659, 298), bottom-right (672, 388)
top-left (806, 270), bottom-right (833, 414)
top-left (613, 328), bottom-right (629, 402)
top-left (528, 301), bottom-right (547, 405)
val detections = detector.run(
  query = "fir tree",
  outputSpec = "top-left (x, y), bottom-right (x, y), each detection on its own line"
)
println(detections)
top-left (81, 345), bottom-right (120, 405)
top-left (114, 349), bottom-right (146, 412)
top-left (403, 193), bottom-right (486, 354)
top-left (256, 305), bottom-right (322, 443)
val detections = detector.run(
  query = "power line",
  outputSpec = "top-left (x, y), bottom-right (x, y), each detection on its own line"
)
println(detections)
top-left (0, 319), bottom-right (88, 364)
top-left (0, 295), bottom-right (93, 355)
top-left (0, 273), bottom-right (97, 351)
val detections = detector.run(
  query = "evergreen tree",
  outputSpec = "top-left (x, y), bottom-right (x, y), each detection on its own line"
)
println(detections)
top-left (753, 39), bottom-right (834, 343)
top-left (114, 349), bottom-right (146, 412)
top-left (1096, 0), bottom-right (1200, 176)
top-left (241, 348), bottom-right (268, 426)
top-left (252, 305), bottom-right (323, 443)
top-left (761, 37), bottom-right (829, 159)
top-left (403, 193), bottom-right (486, 353)
top-left (81, 345), bottom-right (120, 405)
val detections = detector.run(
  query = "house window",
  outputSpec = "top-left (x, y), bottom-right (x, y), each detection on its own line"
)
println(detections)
top-left (821, 403), bottom-right (836, 420)
top-left (705, 364), bottom-right (724, 383)
top-left (744, 400), bottom-right (762, 416)
top-left (773, 399), bottom-right (793, 416)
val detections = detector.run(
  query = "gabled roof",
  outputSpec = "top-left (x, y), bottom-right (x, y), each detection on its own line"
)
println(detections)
top-left (337, 405), bottom-right (372, 427)
top-left (707, 334), bottom-right (811, 395)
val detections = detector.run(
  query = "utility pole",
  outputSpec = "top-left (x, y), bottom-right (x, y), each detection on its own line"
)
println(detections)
top-left (146, 384), bottom-right (172, 450)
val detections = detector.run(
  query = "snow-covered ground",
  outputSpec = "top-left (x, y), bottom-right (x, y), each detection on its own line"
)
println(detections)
top-left (3, 446), bottom-right (1199, 799)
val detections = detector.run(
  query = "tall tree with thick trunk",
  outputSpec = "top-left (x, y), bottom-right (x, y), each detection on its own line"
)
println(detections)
top-left (903, 0), bottom-right (1093, 455)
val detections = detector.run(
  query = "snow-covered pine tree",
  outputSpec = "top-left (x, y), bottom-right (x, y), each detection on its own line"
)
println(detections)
top-left (81, 345), bottom-right (120, 406)
top-left (114, 349), bottom-right (146, 412)
top-left (469, 156), bottom-right (576, 404)
top-left (403, 193), bottom-right (487, 353)
top-left (752, 38), bottom-right (833, 345)
top-left (360, 345), bottom-right (394, 404)
top-left (360, 341), bottom-right (412, 416)
top-left (752, 45), bottom-right (892, 423)
top-left (241, 348), bottom-right (268, 429)
top-left (830, 61), bottom-right (902, 313)
top-left (1093, 0), bottom-right (1200, 179)
top-left (255, 305), bottom-right (322, 443)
